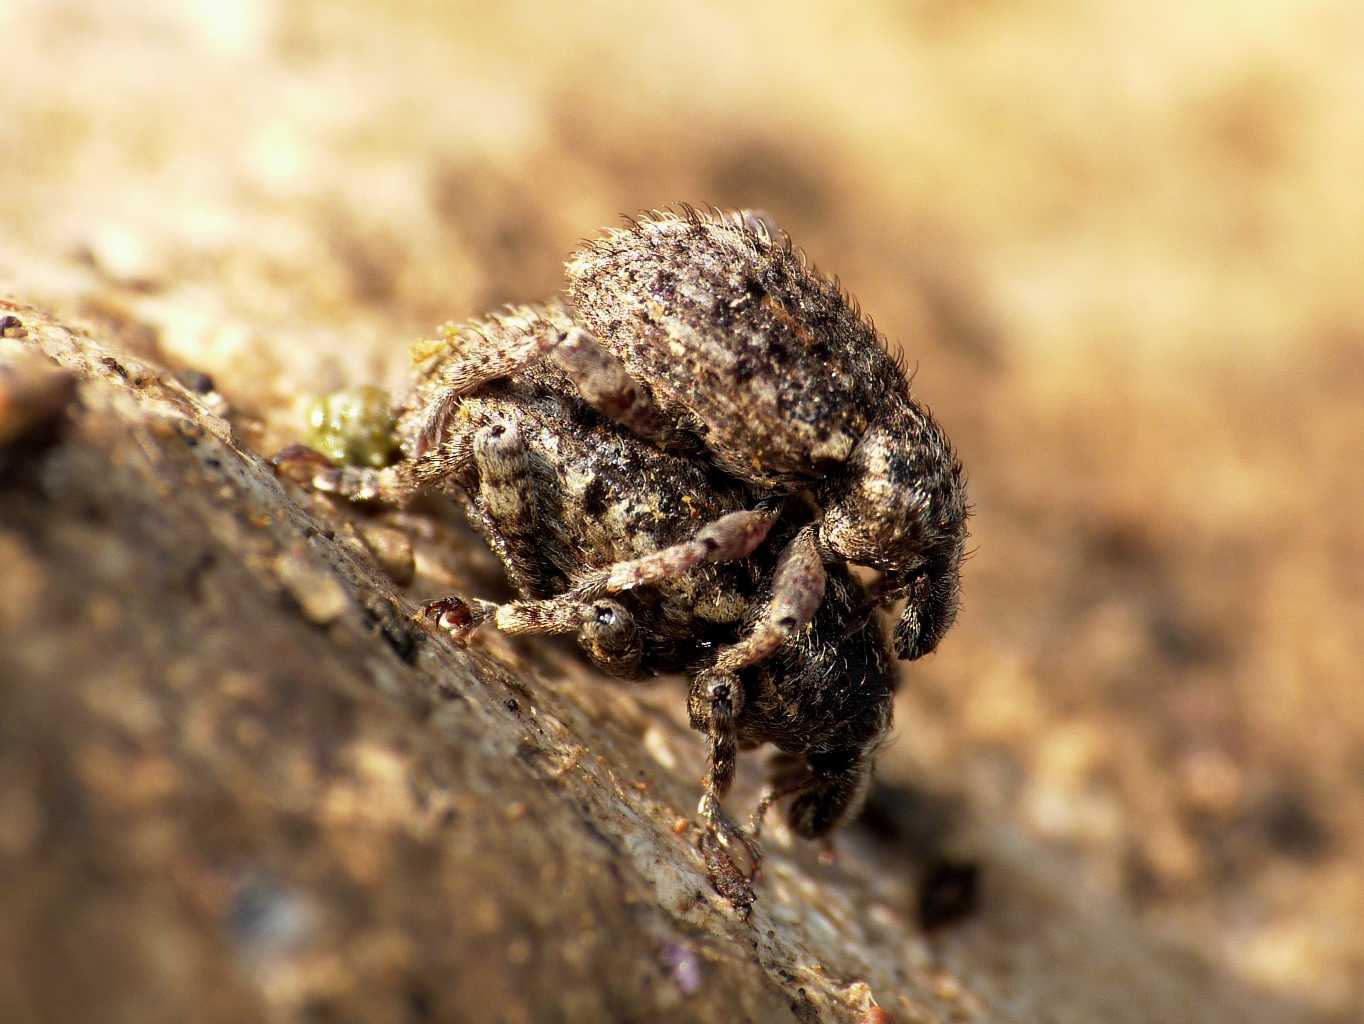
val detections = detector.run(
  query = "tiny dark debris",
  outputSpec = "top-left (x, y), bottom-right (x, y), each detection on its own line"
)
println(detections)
top-left (1253, 787), bottom-right (1330, 861)
top-left (857, 780), bottom-right (963, 853)
top-left (100, 355), bottom-right (130, 380)
top-left (175, 368), bottom-right (216, 394)
top-left (405, 982), bottom-right (434, 1020)
top-left (361, 599), bottom-right (422, 664)
top-left (788, 986), bottom-right (821, 1023)
top-left (0, 359), bottom-right (77, 459)
top-left (917, 858), bottom-right (981, 931)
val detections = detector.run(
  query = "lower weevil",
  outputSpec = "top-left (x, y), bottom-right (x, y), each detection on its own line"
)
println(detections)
top-left (276, 302), bottom-right (897, 912)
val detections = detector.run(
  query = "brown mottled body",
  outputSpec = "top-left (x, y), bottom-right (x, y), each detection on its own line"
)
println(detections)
top-left (273, 208), bottom-right (967, 912)
top-left (719, 550), bottom-right (894, 841)
top-left (567, 208), bottom-right (969, 662)
top-left (276, 305), bottom-right (894, 893)
top-left (567, 211), bottom-right (890, 486)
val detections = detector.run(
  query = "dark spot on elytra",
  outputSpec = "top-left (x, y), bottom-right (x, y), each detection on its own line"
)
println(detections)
top-left (652, 269), bottom-right (676, 300)
top-left (581, 476), bottom-right (609, 516)
top-left (710, 296), bottom-right (735, 329)
top-left (886, 452), bottom-right (914, 485)
top-left (762, 337), bottom-right (789, 366)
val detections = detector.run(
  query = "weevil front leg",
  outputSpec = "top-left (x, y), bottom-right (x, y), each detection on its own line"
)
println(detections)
top-left (424, 593), bottom-right (643, 679)
top-left (708, 524), bottom-right (827, 677)
top-left (416, 316), bottom-right (564, 455)
top-left (438, 506), bottom-right (777, 643)
top-left (468, 416), bottom-right (552, 596)
top-left (684, 524), bottom-right (828, 910)
top-left (418, 316), bottom-right (675, 454)
top-left (690, 670), bottom-right (759, 916)
top-left (749, 752), bottom-right (818, 840)
top-left (548, 326), bottom-right (676, 444)
top-left (272, 442), bottom-right (453, 506)
top-left (683, 525), bottom-right (827, 812)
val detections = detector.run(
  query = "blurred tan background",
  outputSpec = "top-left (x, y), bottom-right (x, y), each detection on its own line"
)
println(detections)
top-left (2, 1), bottom-right (1360, 1018)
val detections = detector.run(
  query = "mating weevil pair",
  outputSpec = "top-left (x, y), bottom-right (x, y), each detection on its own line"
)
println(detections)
top-left (276, 206), bottom-right (968, 914)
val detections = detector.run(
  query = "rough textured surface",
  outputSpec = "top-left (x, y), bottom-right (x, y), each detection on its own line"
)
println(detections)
top-left (566, 210), bottom-right (968, 665)
top-left (0, 300), bottom-right (1316, 1024)
top-left (3, 1), bottom-right (1362, 1021)
top-left (567, 210), bottom-right (901, 487)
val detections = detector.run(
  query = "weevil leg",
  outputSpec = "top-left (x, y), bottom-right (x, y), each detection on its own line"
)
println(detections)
top-left (699, 824), bottom-right (756, 918)
top-left (423, 592), bottom-right (643, 675)
top-left (783, 747), bottom-right (876, 840)
top-left (469, 417), bottom-right (553, 596)
top-left (749, 752), bottom-right (819, 839)
top-left (272, 443), bottom-right (440, 506)
top-left (548, 327), bottom-right (675, 444)
top-left (684, 524), bottom-right (827, 874)
top-left (747, 747), bottom-right (873, 840)
top-left (574, 598), bottom-right (644, 678)
top-left (417, 320), bottom-right (674, 454)
top-left (707, 524), bottom-right (826, 677)
top-left (416, 317), bottom-right (565, 454)
top-left (450, 502), bottom-right (772, 642)
top-left (691, 670), bottom-right (761, 912)
top-left (424, 502), bottom-right (774, 652)
top-left (422, 595), bottom-right (499, 642)
top-left (691, 671), bottom-right (742, 801)
top-left (424, 592), bottom-right (581, 644)
top-left (589, 506), bottom-right (777, 596)
top-left (449, 503), bottom-right (774, 638)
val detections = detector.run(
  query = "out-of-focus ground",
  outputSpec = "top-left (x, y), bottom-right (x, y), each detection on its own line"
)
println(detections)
top-left (1, 1), bottom-right (1360, 1020)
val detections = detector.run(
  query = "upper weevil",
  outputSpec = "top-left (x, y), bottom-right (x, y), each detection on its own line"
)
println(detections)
top-left (417, 206), bottom-right (969, 665)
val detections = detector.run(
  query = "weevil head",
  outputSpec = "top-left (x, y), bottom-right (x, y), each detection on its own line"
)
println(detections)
top-left (817, 401), bottom-right (967, 660)
top-left (888, 545), bottom-right (964, 660)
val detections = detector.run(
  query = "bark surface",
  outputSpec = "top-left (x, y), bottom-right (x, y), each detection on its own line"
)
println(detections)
top-left (0, 307), bottom-right (1317, 1023)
